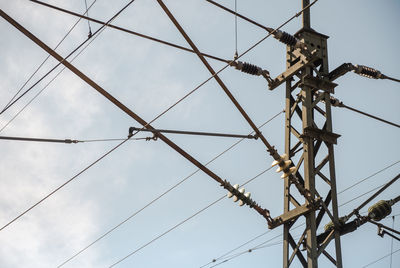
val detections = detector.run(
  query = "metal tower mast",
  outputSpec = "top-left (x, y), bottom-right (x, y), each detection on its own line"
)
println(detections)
top-left (280, 1), bottom-right (343, 267)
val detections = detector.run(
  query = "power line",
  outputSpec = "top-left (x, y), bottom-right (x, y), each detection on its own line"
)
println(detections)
top-left (0, 0), bottom-right (141, 233)
top-left (0, 25), bottom-right (106, 133)
top-left (30, 0), bottom-right (229, 64)
top-left (0, 0), bottom-right (98, 115)
top-left (0, 138), bottom-right (130, 232)
top-left (341, 179), bottom-right (398, 208)
top-left (206, 0), bottom-right (271, 32)
top-left (0, 0), bottom-right (136, 133)
top-left (345, 173), bottom-right (400, 220)
top-left (0, 0), bottom-right (135, 118)
top-left (57, 111), bottom-right (283, 267)
top-left (361, 248), bottom-right (400, 268)
top-left (0, 135), bottom-right (154, 144)
top-left (107, 164), bottom-right (276, 267)
top-left (338, 160), bottom-right (400, 194)
top-left (341, 103), bottom-right (400, 129)
top-left (199, 230), bottom-right (272, 268)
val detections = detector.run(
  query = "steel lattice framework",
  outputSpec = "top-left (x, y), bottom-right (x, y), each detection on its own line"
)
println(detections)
top-left (278, 27), bottom-right (343, 268)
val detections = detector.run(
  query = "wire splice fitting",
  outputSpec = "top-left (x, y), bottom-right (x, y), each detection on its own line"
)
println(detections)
top-left (354, 65), bottom-right (383, 79)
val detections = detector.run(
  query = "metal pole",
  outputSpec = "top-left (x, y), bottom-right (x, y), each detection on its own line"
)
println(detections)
top-left (302, 0), bottom-right (311, 29)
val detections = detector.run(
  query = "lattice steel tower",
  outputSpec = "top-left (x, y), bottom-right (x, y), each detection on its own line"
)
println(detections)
top-left (277, 1), bottom-right (343, 267)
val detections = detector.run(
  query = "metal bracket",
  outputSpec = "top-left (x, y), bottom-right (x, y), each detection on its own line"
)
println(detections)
top-left (269, 202), bottom-right (315, 229)
top-left (300, 75), bottom-right (337, 94)
top-left (268, 52), bottom-right (320, 91)
top-left (300, 127), bottom-right (341, 144)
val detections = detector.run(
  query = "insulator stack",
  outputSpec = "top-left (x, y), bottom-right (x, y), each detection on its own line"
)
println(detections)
top-left (272, 30), bottom-right (304, 49)
top-left (271, 153), bottom-right (296, 178)
top-left (232, 61), bottom-right (262, 76)
top-left (354, 65), bottom-right (383, 79)
top-left (230, 61), bottom-right (272, 83)
top-left (224, 181), bottom-right (255, 207)
top-left (241, 62), bottom-right (260, 75)
top-left (368, 200), bottom-right (392, 221)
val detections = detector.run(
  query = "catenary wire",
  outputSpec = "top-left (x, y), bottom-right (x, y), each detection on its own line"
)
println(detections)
top-left (0, 0), bottom-right (134, 133)
top-left (206, 0), bottom-right (271, 32)
top-left (0, 138), bottom-right (130, 232)
top-left (57, 110), bottom-right (283, 267)
top-left (385, 75), bottom-right (400, 83)
top-left (0, 0), bottom-right (140, 232)
top-left (361, 248), bottom-right (400, 268)
top-left (341, 177), bottom-right (399, 208)
top-left (338, 160), bottom-right (400, 194)
top-left (107, 164), bottom-right (276, 267)
top-left (30, 0), bottom-right (229, 64)
top-left (0, 29), bottom-right (105, 133)
top-left (202, 224), bottom-right (305, 268)
top-left (340, 103), bottom-right (400, 129)
top-left (0, 0), bottom-right (135, 118)
top-left (0, 0), bottom-right (98, 114)
top-left (208, 233), bottom-right (305, 267)
top-left (209, 221), bottom-right (345, 267)
top-left (0, 135), bottom-right (154, 144)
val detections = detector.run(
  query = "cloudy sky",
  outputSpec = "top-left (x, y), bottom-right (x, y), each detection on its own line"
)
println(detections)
top-left (0, 0), bottom-right (399, 267)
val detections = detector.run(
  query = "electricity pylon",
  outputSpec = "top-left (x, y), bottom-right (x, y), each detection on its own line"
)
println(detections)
top-left (270, 1), bottom-right (343, 267)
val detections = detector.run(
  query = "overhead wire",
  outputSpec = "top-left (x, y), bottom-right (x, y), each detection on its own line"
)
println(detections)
top-left (0, 135), bottom-right (154, 144)
top-left (0, 0), bottom-right (137, 120)
top-left (361, 248), bottom-right (400, 268)
top-left (30, 0), bottom-right (229, 64)
top-left (57, 110), bottom-right (283, 267)
top-left (340, 103), bottom-right (400, 129)
top-left (338, 160), bottom-right (400, 194)
top-left (107, 164), bottom-right (277, 267)
top-left (0, 0), bottom-right (98, 115)
top-left (0, 0), bottom-right (133, 133)
top-left (0, 137), bottom-right (130, 232)
top-left (0, 0), bottom-right (140, 232)
top-left (208, 232), bottom-right (306, 268)
top-left (206, 0), bottom-right (271, 32)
